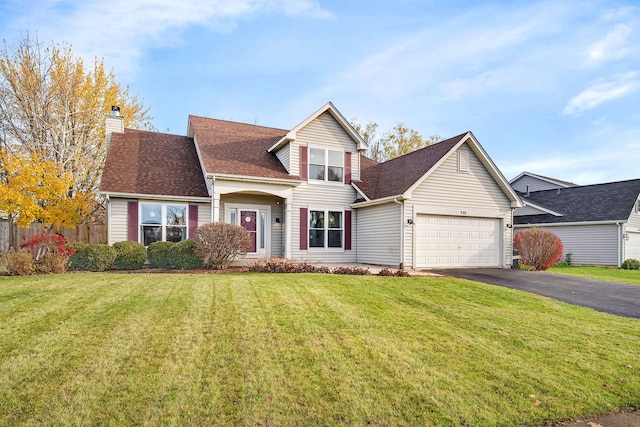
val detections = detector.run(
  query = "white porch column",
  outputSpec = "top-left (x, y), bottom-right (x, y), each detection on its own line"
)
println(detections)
top-left (285, 197), bottom-right (292, 259)
top-left (213, 191), bottom-right (221, 222)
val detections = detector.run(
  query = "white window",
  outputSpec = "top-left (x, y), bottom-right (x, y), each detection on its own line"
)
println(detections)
top-left (140, 203), bottom-right (187, 246)
top-left (309, 210), bottom-right (343, 249)
top-left (309, 148), bottom-right (343, 182)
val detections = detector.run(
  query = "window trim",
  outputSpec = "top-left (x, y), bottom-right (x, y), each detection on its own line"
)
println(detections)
top-left (139, 202), bottom-right (188, 246)
top-left (308, 147), bottom-right (344, 184)
top-left (307, 208), bottom-right (344, 251)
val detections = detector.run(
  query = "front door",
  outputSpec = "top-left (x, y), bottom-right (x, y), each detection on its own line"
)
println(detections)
top-left (240, 210), bottom-right (257, 253)
top-left (226, 204), bottom-right (270, 257)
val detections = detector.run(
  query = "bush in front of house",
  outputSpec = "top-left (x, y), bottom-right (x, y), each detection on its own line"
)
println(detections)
top-left (113, 241), bottom-right (147, 270)
top-left (147, 241), bottom-right (175, 269)
top-left (621, 259), bottom-right (640, 270)
top-left (4, 248), bottom-right (35, 275)
top-left (513, 228), bottom-right (563, 271)
top-left (378, 267), bottom-right (411, 277)
top-left (170, 239), bottom-right (203, 270)
top-left (37, 252), bottom-right (70, 274)
top-left (69, 243), bottom-right (117, 272)
top-left (192, 223), bottom-right (250, 269)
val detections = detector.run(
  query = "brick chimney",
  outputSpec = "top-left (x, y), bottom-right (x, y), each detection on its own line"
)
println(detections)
top-left (106, 106), bottom-right (124, 150)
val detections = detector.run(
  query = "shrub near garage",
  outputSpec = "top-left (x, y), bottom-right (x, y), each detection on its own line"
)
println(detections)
top-left (621, 259), bottom-right (640, 270)
top-left (514, 228), bottom-right (563, 271)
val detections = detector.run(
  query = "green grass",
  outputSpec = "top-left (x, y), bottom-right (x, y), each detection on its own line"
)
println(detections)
top-left (550, 264), bottom-right (640, 285)
top-left (1, 273), bottom-right (639, 426)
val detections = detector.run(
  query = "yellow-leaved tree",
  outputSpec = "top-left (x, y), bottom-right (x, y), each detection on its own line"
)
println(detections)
top-left (0, 33), bottom-right (152, 225)
top-left (0, 148), bottom-right (92, 228)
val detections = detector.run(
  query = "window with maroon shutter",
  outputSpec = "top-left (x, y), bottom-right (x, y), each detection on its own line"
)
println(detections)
top-left (300, 208), bottom-right (308, 250)
top-left (345, 210), bottom-right (352, 250)
top-left (344, 152), bottom-right (352, 184)
top-left (127, 201), bottom-right (139, 242)
top-left (188, 204), bottom-right (198, 237)
top-left (300, 146), bottom-right (308, 181)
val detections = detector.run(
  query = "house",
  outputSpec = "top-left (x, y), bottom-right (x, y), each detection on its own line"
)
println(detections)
top-left (100, 102), bottom-right (522, 269)
top-left (510, 171), bottom-right (577, 193)
top-left (511, 173), bottom-right (640, 266)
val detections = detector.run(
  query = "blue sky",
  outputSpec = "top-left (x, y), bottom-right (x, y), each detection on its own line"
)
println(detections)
top-left (1, 0), bottom-right (639, 184)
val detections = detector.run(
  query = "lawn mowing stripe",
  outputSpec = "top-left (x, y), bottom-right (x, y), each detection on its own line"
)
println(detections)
top-left (1, 273), bottom-right (639, 427)
top-left (0, 275), bottom-right (190, 425)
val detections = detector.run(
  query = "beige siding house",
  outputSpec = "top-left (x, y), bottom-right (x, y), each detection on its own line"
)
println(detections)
top-left (100, 102), bottom-right (521, 268)
top-left (512, 174), bottom-right (640, 266)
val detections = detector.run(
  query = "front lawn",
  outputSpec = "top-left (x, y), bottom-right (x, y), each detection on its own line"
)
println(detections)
top-left (1, 273), bottom-right (639, 426)
top-left (550, 264), bottom-right (640, 285)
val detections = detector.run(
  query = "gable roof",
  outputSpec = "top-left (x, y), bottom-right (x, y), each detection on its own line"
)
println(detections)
top-left (188, 116), bottom-right (298, 181)
top-left (268, 102), bottom-right (367, 153)
top-left (514, 179), bottom-right (640, 225)
top-left (355, 132), bottom-right (521, 207)
top-left (100, 129), bottom-right (209, 198)
top-left (356, 133), bottom-right (465, 200)
top-left (510, 171), bottom-right (577, 188)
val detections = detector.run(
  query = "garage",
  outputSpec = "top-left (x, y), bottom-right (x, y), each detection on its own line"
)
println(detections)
top-left (415, 215), bottom-right (502, 268)
top-left (625, 231), bottom-right (640, 261)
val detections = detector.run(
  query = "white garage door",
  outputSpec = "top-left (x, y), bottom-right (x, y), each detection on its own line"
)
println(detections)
top-left (625, 232), bottom-right (640, 261)
top-left (415, 215), bottom-right (501, 268)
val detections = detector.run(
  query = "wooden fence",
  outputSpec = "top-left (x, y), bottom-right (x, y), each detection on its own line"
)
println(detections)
top-left (0, 220), bottom-right (106, 253)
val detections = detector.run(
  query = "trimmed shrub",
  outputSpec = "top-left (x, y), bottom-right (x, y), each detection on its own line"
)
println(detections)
top-left (170, 239), bottom-right (203, 270)
top-left (192, 222), bottom-right (250, 269)
top-left (621, 259), bottom-right (640, 270)
top-left (513, 228), bottom-right (563, 271)
top-left (248, 259), bottom-right (331, 274)
top-left (37, 252), bottom-right (69, 274)
top-left (113, 241), bottom-right (147, 270)
top-left (69, 244), bottom-right (116, 272)
top-left (5, 248), bottom-right (35, 275)
top-left (147, 241), bottom-right (175, 269)
top-left (332, 266), bottom-right (371, 275)
top-left (378, 267), bottom-right (411, 277)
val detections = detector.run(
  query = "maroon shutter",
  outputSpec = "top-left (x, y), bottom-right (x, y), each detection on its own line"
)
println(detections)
top-left (344, 210), bottom-right (352, 250)
top-left (127, 201), bottom-right (139, 242)
top-left (344, 152), bottom-right (352, 184)
top-left (188, 204), bottom-right (198, 237)
top-left (300, 208), bottom-right (308, 250)
top-left (300, 146), bottom-right (308, 181)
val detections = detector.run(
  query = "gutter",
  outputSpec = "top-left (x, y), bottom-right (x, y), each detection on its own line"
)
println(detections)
top-left (352, 194), bottom-right (404, 208)
top-left (513, 220), bottom-right (628, 228)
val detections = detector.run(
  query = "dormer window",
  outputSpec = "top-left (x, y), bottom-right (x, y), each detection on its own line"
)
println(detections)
top-left (309, 148), bottom-right (343, 182)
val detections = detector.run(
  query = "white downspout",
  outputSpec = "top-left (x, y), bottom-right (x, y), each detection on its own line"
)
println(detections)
top-left (617, 222), bottom-right (622, 267)
top-left (394, 198), bottom-right (404, 269)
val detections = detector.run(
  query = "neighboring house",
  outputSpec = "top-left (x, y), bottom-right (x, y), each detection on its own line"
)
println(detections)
top-left (510, 171), bottom-right (577, 193)
top-left (511, 174), bottom-right (640, 266)
top-left (100, 102), bottom-right (522, 269)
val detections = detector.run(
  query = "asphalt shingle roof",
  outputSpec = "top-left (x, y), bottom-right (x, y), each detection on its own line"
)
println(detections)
top-left (188, 116), bottom-right (296, 180)
top-left (100, 129), bottom-right (209, 198)
top-left (514, 179), bottom-right (640, 225)
top-left (356, 133), bottom-right (467, 200)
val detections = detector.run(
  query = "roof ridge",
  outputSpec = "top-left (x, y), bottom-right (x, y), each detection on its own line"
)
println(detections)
top-left (528, 177), bottom-right (640, 194)
top-left (374, 132), bottom-right (468, 166)
top-left (188, 114), bottom-right (289, 132)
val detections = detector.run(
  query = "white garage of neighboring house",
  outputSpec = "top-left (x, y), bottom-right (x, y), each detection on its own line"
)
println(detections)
top-left (353, 132), bottom-right (522, 269)
top-left (511, 172), bottom-right (640, 267)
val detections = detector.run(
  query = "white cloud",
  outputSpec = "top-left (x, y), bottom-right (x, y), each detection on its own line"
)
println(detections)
top-left (586, 24), bottom-right (632, 65)
top-left (9, 0), bottom-right (333, 75)
top-left (562, 72), bottom-right (639, 116)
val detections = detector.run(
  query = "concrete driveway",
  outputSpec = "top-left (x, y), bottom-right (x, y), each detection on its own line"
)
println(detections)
top-left (431, 268), bottom-right (640, 319)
